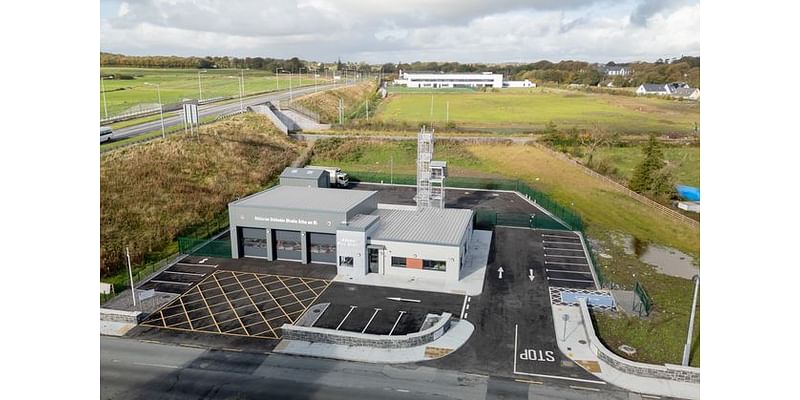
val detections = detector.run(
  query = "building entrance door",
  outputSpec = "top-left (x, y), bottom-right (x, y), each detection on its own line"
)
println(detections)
top-left (368, 248), bottom-right (379, 274)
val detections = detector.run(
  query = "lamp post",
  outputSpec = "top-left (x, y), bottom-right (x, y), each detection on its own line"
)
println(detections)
top-left (226, 75), bottom-right (244, 112)
top-left (275, 67), bottom-right (281, 90)
top-left (100, 75), bottom-right (110, 120)
top-left (144, 82), bottom-right (165, 139)
top-left (681, 274), bottom-right (700, 366)
top-left (197, 69), bottom-right (207, 102)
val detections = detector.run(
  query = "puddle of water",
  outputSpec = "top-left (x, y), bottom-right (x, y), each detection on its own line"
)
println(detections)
top-left (637, 242), bottom-right (699, 279)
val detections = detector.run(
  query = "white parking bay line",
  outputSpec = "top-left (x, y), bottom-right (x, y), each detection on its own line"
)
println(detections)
top-left (542, 241), bottom-right (582, 246)
top-left (544, 254), bottom-right (587, 259)
top-left (545, 269), bottom-right (593, 274)
top-left (543, 247), bottom-right (585, 252)
top-left (545, 261), bottom-right (589, 267)
top-left (361, 308), bottom-right (381, 333)
top-left (336, 306), bottom-right (357, 330)
top-left (389, 311), bottom-right (407, 335)
top-left (164, 270), bottom-right (206, 277)
top-left (546, 277), bottom-right (595, 284)
top-left (150, 279), bottom-right (191, 286)
top-left (542, 234), bottom-right (577, 239)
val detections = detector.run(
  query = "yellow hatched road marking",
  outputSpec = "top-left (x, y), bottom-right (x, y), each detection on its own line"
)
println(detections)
top-left (254, 274), bottom-right (293, 322)
top-left (195, 284), bottom-right (222, 333)
top-left (211, 273), bottom-right (250, 335)
top-left (232, 271), bottom-right (278, 338)
top-left (178, 297), bottom-right (194, 330)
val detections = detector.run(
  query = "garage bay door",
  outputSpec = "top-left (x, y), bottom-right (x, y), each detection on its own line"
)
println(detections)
top-left (240, 227), bottom-right (268, 258)
top-left (309, 233), bottom-right (336, 264)
top-left (275, 230), bottom-right (302, 261)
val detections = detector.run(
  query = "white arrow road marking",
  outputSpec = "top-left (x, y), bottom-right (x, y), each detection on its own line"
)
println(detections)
top-left (498, 266), bottom-right (504, 279)
top-left (386, 297), bottom-right (421, 303)
top-left (528, 269), bottom-right (535, 281)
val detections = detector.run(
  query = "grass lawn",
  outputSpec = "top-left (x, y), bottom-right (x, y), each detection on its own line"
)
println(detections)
top-left (585, 146), bottom-right (700, 187)
top-left (375, 87), bottom-right (699, 134)
top-left (310, 138), bottom-right (699, 366)
top-left (101, 113), bottom-right (304, 282)
top-left (100, 67), bottom-right (325, 119)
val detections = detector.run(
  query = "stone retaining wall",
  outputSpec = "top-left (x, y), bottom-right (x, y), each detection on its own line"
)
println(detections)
top-left (100, 308), bottom-right (142, 324)
top-left (282, 312), bottom-right (451, 349)
top-left (578, 299), bottom-right (700, 383)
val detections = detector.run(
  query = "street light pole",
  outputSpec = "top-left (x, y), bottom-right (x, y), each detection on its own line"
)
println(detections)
top-left (197, 70), bottom-right (206, 102)
top-left (100, 76), bottom-right (109, 120)
top-left (145, 82), bottom-right (166, 139)
top-left (682, 275), bottom-right (700, 366)
top-left (126, 246), bottom-right (137, 307)
top-left (239, 69), bottom-right (245, 112)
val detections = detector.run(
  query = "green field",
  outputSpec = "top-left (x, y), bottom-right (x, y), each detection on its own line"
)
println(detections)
top-left (585, 146), bottom-right (700, 187)
top-left (310, 138), bottom-right (699, 366)
top-left (375, 87), bottom-right (699, 134)
top-left (100, 68), bottom-right (327, 119)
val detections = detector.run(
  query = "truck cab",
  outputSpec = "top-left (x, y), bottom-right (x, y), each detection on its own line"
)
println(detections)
top-left (306, 166), bottom-right (349, 188)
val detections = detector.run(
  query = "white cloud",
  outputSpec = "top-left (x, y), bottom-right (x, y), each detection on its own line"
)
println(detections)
top-left (100, 0), bottom-right (699, 63)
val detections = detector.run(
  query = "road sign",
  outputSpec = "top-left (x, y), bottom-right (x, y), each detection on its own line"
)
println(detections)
top-left (183, 103), bottom-right (199, 125)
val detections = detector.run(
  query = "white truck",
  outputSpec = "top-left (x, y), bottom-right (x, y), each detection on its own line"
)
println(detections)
top-left (306, 166), bottom-right (349, 188)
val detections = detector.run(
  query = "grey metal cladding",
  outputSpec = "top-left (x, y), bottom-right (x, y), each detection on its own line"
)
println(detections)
top-left (230, 186), bottom-right (377, 213)
top-left (370, 207), bottom-right (473, 246)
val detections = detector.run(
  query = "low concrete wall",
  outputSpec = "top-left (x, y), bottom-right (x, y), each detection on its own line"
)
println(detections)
top-left (579, 299), bottom-right (700, 383)
top-left (250, 104), bottom-right (290, 134)
top-left (100, 308), bottom-right (142, 324)
top-left (282, 312), bottom-right (452, 349)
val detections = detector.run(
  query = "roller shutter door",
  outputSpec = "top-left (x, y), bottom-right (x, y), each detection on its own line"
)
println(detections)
top-left (275, 230), bottom-right (302, 261)
top-left (309, 233), bottom-right (336, 264)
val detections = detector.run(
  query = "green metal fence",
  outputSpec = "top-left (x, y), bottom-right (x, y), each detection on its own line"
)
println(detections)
top-left (633, 281), bottom-right (653, 316)
top-left (178, 236), bottom-right (232, 258)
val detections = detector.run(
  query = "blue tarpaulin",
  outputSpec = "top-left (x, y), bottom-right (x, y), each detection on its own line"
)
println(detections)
top-left (676, 185), bottom-right (700, 201)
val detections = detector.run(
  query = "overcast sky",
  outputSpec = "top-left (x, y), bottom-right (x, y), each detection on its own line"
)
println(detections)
top-left (100, 0), bottom-right (700, 64)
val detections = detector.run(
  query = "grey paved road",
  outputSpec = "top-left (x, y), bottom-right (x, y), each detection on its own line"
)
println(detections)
top-left (112, 83), bottom-right (344, 141)
top-left (101, 336), bottom-right (639, 400)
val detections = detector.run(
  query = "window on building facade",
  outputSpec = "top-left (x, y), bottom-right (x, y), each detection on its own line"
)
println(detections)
top-left (339, 256), bottom-right (353, 267)
top-left (391, 256), bottom-right (446, 271)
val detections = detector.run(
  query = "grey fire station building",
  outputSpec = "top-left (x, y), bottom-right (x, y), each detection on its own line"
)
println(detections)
top-left (228, 167), bottom-right (474, 284)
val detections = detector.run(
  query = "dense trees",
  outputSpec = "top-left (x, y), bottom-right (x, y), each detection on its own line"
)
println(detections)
top-left (101, 52), bottom-right (316, 72)
top-left (101, 52), bottom-right (699, 87)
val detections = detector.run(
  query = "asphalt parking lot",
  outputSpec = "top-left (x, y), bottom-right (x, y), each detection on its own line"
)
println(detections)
top-left (424, 227), bottom-right (603, 385)
top-left (538, 230), bottom-right (597, 290)
top-left (138, 261), bottom-right (218, 294)
top-left (352, 183), bottom-right (560, 222)
top-left (310, 283), bottom-right (464, 336)
top-left (140, 270), bottom-right (330, 339)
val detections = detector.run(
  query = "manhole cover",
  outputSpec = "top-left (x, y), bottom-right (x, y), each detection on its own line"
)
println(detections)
top-left (313, 309), bottom-right (320, 313)
top-left (578, 340), bottom-right (587, 344)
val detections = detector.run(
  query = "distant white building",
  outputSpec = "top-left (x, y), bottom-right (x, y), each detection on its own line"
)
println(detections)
top-left (636, 82), bottom-right (699, 100)
top-left (602, 65), bottom-right (632, 76)
top-left (394, 71), bottom-right (504, 88)
top-left (503, 79), bottom-right (536, 88)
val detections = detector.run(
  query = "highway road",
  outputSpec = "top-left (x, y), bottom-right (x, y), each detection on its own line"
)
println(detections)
top-left (110, 83), bottom-right (344, 141)
top-left (100, 336), bottom-right (635, 400)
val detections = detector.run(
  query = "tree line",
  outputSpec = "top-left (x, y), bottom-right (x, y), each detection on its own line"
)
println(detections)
top-left (101, 52), bottom-right (699, 87)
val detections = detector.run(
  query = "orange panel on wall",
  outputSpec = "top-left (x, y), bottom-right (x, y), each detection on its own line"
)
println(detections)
top-left (406, 258), bottom-right (423, 269)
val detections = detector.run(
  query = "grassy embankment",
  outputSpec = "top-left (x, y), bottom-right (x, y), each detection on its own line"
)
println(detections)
top-left (375, 87), bottom-right (699, 134)
top-left (310, 138), bottom-right (699, 366)
top-left (100, 67), bottom-right (323, 119)
top-left (292, 80), bottom-right (379, 124)
top-left (100, 114), bottom-right (304, 286)
top-left (582, 146), bottom-right (700, 187)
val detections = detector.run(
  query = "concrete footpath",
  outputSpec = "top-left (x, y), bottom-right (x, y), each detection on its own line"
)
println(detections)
top-left (274, 320), bottom-right (474, 363)
top-left (552, 303), bottom-right (700, 399)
